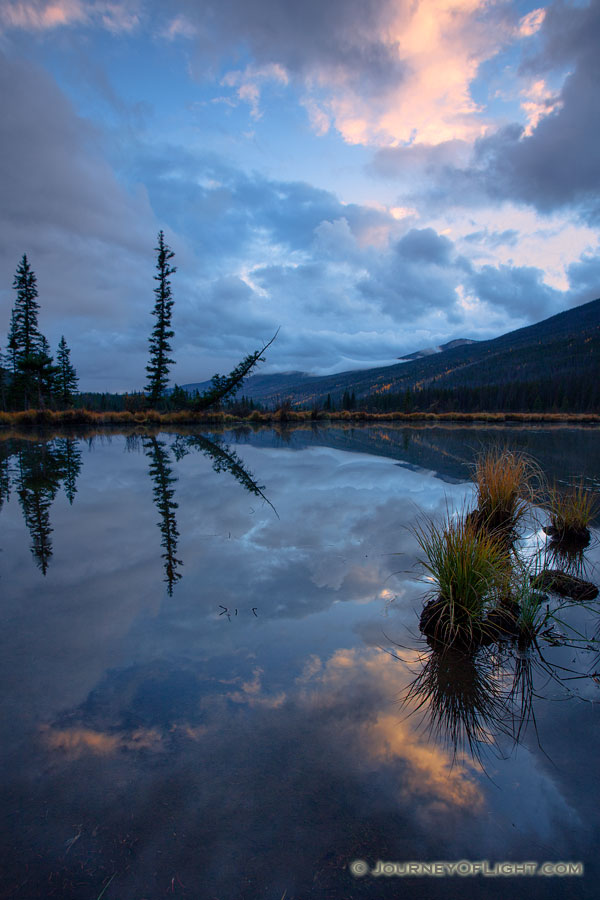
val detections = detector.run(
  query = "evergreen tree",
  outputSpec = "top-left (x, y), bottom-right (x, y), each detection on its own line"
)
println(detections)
top-left (6, 255), bottom-right (56, 409)
top-left (56, 335), bottom-right (78, 407)
top-left (146, 231), bottom-right (176, 406)
top-left (170, 384), bottom-right (189, 409)
top-left (10, 254), bottom-right (41, 359)
top-left (7, 311), bottom-right (19, 376)
top-left (0, 349), bottom-right (6, 411)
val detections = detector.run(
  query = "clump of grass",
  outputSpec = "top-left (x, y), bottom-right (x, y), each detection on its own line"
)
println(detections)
top-left (415, 513), bottom-right (510, 647)
top-left (471, 447), bottom-right (539, 537)
top-left (510, 563), bottom-right (550, 649)
top-left (547, 480), bottom-right (598, 542)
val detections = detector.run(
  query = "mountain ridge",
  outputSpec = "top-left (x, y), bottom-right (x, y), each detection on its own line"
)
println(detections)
top-left (182, 297), bottom-right (600, 406)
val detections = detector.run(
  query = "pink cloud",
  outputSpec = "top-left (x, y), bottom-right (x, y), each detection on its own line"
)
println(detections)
top-left (302, 0), bottom-right (513, 147)
top-left (0, 0), bottom-right (139, 32)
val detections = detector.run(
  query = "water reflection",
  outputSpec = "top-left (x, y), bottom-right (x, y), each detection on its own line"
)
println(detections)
top-left (0, 437), bottom-right (83, 572)
top-left (401, 569), bottom-right (600, 767)
top-left (0, 425), bottom-right (599, 899)
top-left (0, 431), bottom-right (273, 590)
top-left (402, 645), bottom-right (508, 764)
top-left (170, 432), bottom-right (277, 515)
top-left (144, 435), bottom-right (183, 595)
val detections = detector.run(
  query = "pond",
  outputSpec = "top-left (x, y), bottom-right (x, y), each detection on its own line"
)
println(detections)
top-left (0, 423), bottom-right (599, 899)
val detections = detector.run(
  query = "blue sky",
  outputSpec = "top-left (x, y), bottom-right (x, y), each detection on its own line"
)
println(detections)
top-left (0, 0), bottom-right (599, 391)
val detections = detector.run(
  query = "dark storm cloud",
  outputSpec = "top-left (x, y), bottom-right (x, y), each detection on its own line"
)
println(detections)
top-left (369, 138), bottom-right (472, 181)
top-left (0, 52), bottom-right (152, 260)
top-left (357, 228), bottom-right (466, 324)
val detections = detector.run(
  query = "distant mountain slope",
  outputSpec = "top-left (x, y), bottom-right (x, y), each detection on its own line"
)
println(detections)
top-left (183, 297), bottom-right (600, 406)
top-left (399, 338), bottom-right (478, 361)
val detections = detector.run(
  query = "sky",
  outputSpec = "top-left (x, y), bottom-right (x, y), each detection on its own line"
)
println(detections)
top-left (0, 0), bottom-right (599, 392)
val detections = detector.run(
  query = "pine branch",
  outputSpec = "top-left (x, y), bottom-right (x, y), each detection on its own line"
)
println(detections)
top-left (194, 330), bottom-right (279, 411)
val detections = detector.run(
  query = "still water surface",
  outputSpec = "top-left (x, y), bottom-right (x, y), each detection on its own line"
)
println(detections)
top-left (0, 424), bottom-right (599, 899)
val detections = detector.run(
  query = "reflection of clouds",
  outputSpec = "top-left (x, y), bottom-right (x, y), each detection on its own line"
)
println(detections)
top-left (41, 725), bottom-right (163, 756)
top-left (297, 648), bottom-right (484, 820)
top-left (35, 640), bottom-right (582, 882)
top-left (2, 432), bottom-right (598, 897)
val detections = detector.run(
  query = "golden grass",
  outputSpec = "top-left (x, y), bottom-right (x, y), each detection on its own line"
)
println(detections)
top-left (1, 408), bottom-right (599, 430)
top-left (414, 513), bottom-right (510, 646)
top-left (548, 480), bottom-right (599, 536)
top-left (472, 447), bottom-right (540, 536)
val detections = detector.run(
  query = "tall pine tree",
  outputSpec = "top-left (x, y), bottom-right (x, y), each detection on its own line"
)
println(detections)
top-left (8, 254), bottom-right (44, 408)
top-left (146, 231), bottom-right (176, 406)
top-left (10, 254), bottom-right (42, 359)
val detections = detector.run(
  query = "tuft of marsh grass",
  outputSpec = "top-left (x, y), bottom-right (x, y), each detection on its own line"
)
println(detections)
top-left (513, 566), bottom-right (550, 649)
top-left (414, 513), bottom-right (510, 646)
top-left (471, 447), bottom-right (540, 537)
top-left (547, 480), bottom-right (599, 539)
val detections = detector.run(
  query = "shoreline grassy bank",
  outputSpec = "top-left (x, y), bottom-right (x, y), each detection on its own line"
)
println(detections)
top-left (1, 408), bottom-right (600, 431)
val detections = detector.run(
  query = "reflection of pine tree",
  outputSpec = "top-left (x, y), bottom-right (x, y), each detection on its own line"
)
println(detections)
top-left (16, 442), bottom-right (61, 574)
top-left (12, 438), bottom-right (83, 573)
top-left (144, 436), bottom-right (182, 595)
top-left (0, 441), bottom-right (11, 510)
top-left (171, 434), bottom-right (276, 515)
top-left (54, 438), bottom-right (83, 505)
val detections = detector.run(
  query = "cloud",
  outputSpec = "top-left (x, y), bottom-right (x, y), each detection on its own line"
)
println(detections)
top-left (374, 0), bottom-right (600, 223)
top-left (469, 262), bottom-right (563, 320)
top-left (567, 249), bottom-right (600, 305)
top-left (396, 228), bottom-right (454, 266)
top-left (174, 0), bottom-right (516, 147)
top-left (0, 0), bottom-right (140, 32)
top-left (220, 63), bottom-right (289, 119)
top-left (0, 51), bottom-right (159, 388)
top-left (0, 32), bottom-right (595, 391)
